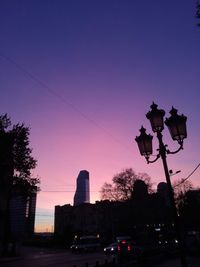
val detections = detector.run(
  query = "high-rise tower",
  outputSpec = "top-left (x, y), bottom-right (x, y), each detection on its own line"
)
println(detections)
top-left (73, 170), bottom-right (90, 206)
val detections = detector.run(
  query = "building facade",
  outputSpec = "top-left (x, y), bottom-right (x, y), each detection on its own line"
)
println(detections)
top-left (10, 184), bottom-right (37, 239)
top-left (54, 201), bottom-right (127, 245)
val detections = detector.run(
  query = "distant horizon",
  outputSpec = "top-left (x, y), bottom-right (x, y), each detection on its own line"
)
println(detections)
top-left (34, 163), bottom-right (200, 233)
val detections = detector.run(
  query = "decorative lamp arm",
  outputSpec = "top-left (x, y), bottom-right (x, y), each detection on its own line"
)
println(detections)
top-left (166, 142), bottom-right (183, 155)
top-left (145, 154), bottom-right (160, 164)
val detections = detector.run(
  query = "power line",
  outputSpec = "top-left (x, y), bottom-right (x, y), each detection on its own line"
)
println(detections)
top-left (0, 52), bottom-right (131, 151)
top-left (39, 190), bottom-right (99, 192)
top-left (174, 163), bottom-right (200, 188)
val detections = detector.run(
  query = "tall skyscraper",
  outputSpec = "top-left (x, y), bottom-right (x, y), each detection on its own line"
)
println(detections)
top-left (73, 170), bottom-right (90, 206)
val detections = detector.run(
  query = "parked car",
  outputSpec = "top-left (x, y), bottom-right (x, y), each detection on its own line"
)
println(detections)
top-left (70, 236), bottom-right (101, 253)
top-left (103, 243), bottom-right (118, 255)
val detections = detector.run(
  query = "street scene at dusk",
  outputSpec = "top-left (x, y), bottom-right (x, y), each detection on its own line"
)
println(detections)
top-left (0, 0), bottom-right (200, 266)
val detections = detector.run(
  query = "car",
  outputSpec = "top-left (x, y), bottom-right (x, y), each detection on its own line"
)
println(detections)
top-left (70, 236), bottom-right (101, 253)
top-left (103, 242), bottom-right (118, 255)
top-left (117, 239), bottom-right (143, 262)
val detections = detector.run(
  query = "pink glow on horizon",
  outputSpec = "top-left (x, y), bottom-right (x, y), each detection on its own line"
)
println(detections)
top-left (0, 1), bottom-right (199, 232)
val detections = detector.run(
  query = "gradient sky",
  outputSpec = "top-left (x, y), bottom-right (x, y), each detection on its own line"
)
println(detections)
top-left (0, 0), bottom-right (200, 232)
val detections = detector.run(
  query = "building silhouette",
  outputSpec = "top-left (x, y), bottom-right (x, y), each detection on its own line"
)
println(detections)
top-left (0, 179), bottom-right (37, 256)
top-left (55, 180), bottom-right (192, 246)
top-left (10, 183), bottom-right (37, 239)
top-left (73, 170), bottom-right (90, 206)
top-left (54, 200), bottom-right (127, 245)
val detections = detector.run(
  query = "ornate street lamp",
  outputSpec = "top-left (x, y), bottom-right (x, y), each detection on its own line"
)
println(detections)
top-left (135, 126), bottom-right (153, 157)
top-left (146, 102), bottom-right (165, 133)
top-left (135, 102), bottom-right (187, 267)
top-left (165, 107), bottom-right (187, 145)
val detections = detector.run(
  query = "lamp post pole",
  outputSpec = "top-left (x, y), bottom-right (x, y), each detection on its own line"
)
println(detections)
top-left (157, 131), bottom-right (187, 267)
top-left (135, 103), bottom-right (188, 267)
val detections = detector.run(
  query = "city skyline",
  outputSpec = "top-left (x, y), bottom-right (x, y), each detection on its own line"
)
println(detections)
top-left (0, 0), bottom-right (200, 232)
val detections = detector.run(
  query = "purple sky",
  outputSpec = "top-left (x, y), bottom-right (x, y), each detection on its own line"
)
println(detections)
top-left (0, 1), bottom-right (200, 232)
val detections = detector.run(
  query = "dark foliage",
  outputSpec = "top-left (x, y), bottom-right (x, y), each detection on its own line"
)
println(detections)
top-left (100, 168), bottom-right (152, 201)
top-left (0, 113), bottom-right (39, 188)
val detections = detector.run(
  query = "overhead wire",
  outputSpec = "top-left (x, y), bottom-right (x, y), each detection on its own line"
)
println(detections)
top-left (173, 163), bottom-right (200, 188)
top-left (1, 52), bottom-right (199, 195)
top-left (0, 52), bottom-right (131, 151)
top-left (39, 190), bottom-right (99, 192)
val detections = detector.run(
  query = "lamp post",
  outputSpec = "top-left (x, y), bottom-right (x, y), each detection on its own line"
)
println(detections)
top-left (135, 102), bottom-right (187, 267)
top-left (169, 170), bottom-right (181, 176)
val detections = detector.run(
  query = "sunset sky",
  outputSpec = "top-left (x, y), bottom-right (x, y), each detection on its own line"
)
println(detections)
top-left (0, 0), bottom-right (200, 232)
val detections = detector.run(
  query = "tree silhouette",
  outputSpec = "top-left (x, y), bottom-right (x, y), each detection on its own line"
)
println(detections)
top-left (0, 114), bottom-right (39, 256)
top-left (178, 189), bottom-right (200, 229)
top-left (100, 168), bottom-right (152, 201)
top-left (0, 114), bottom-right (38, 185)
top-left (172, 179), bottom-right (193, 208)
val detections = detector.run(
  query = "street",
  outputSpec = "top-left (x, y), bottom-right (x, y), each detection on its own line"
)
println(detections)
top-left (0, 246), bottom-right (115, 267)
top-left (1, 246), bottom-right (200, 267)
